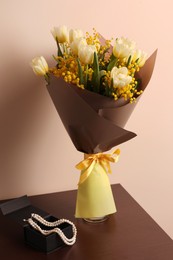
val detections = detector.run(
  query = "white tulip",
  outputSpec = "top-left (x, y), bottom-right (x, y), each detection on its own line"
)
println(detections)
top-left (78, 45), bottom-right (96, 64)
top-left (31, 56), bottom-right (49, 76)
top-left (70, 37), bottom-right (87, 56)
top-left (113, 37), bottom-right (136, 59)
top-left (111, 67), bottom-right (132, 88)
top-left (69, 29), bottom-right (84, 43)
top-left (132, 49), bottom-right (147, 67)
top-left (51, 25), bottom-right (69, 43)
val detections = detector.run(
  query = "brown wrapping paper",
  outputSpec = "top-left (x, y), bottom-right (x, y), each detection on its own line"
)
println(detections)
top-left (46, 50), bottom-right (157, 154)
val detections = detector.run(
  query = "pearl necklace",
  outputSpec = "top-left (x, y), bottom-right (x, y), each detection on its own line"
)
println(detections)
top-left (24, 213), bottom-right (77, 246)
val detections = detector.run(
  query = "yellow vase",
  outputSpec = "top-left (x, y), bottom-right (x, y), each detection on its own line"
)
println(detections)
top-left (75, 154), bottom-right (116, 221)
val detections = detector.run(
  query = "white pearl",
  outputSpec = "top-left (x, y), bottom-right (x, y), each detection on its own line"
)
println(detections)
top-left (25, 214), bottom-right (77, 246)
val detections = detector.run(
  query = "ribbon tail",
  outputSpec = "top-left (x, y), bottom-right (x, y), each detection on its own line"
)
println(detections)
top-left (78, 160), bottom-right (96, 185)
top-left (112, 149), bottom-right (120, 163)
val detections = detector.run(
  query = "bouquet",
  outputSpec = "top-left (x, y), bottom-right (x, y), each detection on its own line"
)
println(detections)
top-left (31, 26), bottom-right (157, 220)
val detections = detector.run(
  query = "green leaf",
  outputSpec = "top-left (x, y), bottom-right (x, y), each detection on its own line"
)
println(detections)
top-left (56, 38), bottom-right (63, 57)
top-left (84, 64), bottom-right (88, 88)
top-left (77, 58), bottom-right (84, 85)
top-left (107, 55), bottom-right (117, 71)
top-left (92, 52), bottom-right (100, 92)
top-left (126, 55), bottom-right (132, 67)
top-left (111, 78), bottom-right (114, 90)
top-left (52, 54), bottom-right (58, 61)
top-left (44, 73), bottom-right (50, 85)
top-left (109, 53), bottom-right (115, 62)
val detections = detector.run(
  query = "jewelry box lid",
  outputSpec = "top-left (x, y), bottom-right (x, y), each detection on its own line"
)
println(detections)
top-left (0, 195), bottom-right (48, 226)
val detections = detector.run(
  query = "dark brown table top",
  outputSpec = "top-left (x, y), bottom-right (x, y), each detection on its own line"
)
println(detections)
top-left (0, 184), bottom-right (173, 260)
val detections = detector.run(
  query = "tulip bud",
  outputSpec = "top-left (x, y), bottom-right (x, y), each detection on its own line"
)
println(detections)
top-left (111, 67), bottom-right (132, 88)
top-left (70, 37), bottom-right (87, 56)
top-left (51, 25), bottom-right (69, 43)
top-left (78, 45), bottom-right (96, 64)
top-left (31, 56), bottom-right (49, 76)
top-left (132, 49), bottom-right (147, 67)
top-left (69, 29), bottom-right (83, 43)
top-left (113, 37), bottom-right (136, 60)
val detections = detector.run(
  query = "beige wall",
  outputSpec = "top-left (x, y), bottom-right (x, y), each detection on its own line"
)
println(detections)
top-left (1, 0), bottom-right (173, 237)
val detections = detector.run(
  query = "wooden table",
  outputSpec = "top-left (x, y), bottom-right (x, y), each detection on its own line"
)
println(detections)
top-left (0, 184), bottom-right (173, 260)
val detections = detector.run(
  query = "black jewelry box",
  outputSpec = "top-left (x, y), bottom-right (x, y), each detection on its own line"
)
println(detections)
top-left (0, 195), bottom-right (73, 253)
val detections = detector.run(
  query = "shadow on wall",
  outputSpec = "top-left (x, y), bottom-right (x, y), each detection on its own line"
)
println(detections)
top-left (0, 52), bottom-right (56, 199)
